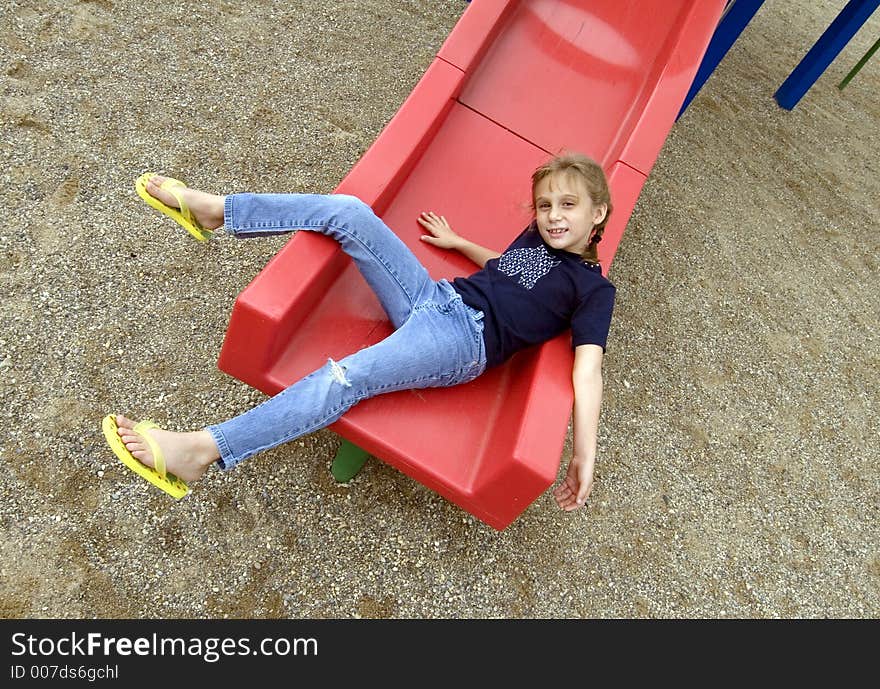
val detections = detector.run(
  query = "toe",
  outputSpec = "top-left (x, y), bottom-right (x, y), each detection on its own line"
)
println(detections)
top-left (124, 440), bottom-right (145, 453)
top-left (132, 449), bottom-right (152, 465)
top-left (145, 179), bottom-right (165, 201)
top-left (116, 414), bottom-right (135, 429)
top-left (119, 433), bottom-right (138, 446)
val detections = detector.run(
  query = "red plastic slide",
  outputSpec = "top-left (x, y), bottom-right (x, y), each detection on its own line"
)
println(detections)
top-left (218, 0), bottom-right (727, 529)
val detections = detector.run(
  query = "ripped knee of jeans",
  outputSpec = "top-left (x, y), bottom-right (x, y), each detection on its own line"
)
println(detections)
top-left (328, 358), bottom-right (352, 388)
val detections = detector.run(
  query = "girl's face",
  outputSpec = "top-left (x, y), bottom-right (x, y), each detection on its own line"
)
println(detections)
top-left (533, 172), bottom-right (607, 255)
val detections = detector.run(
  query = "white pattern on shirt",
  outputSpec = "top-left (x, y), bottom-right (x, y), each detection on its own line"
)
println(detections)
top-left (497, 246), bottom-right (561, 290)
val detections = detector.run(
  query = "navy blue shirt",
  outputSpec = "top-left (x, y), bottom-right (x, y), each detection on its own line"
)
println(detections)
top-left (452, 225), bottom-right (616, 369)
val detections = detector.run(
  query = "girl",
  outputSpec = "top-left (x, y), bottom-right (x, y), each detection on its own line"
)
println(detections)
top-left (104, 152), bottom-right (615, 512)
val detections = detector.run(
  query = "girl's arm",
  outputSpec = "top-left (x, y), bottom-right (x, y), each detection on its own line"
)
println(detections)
top-left (417, 211), bottom-right (501, 268)
top-left (553, 343), bottom-right (604, 511)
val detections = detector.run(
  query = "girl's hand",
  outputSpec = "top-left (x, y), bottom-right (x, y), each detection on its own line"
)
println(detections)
top-left (553, 455), bottom-right (595, 511)
top-left (418, 211), bottom-right (462, 250)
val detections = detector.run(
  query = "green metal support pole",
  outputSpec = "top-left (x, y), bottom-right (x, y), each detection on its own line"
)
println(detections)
top-left (839, 34), bottom-right (880, 89)
top-left (331, 438), bottom-right (370, 482)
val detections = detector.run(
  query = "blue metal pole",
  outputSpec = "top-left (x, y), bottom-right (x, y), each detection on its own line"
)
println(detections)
top-left (678, 0), bottom-right (766, 119)
top-left (774, 0), bottom-right (880, 110)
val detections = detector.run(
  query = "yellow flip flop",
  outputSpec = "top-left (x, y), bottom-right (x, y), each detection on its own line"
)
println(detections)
top-left (102, 414), bottom-right (190, 499)
top-left (135, 173), bottom-right (214, 242)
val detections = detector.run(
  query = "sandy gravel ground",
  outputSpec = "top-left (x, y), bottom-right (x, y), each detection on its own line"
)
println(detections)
top-left (1, 0), bottom-right (877, 618)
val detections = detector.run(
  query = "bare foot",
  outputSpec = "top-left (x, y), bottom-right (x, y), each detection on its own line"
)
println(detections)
top-left (115, 414), bottom-right (220, 484)
top-left (145, 175), bottom-right (226, 231)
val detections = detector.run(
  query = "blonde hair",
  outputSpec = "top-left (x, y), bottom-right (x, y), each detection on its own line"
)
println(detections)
top-left (530, 152), bottom-right (612, 264)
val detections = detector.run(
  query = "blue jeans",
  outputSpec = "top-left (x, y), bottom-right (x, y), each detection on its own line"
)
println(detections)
top-left (206, 193), bottom-right (487, 470)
